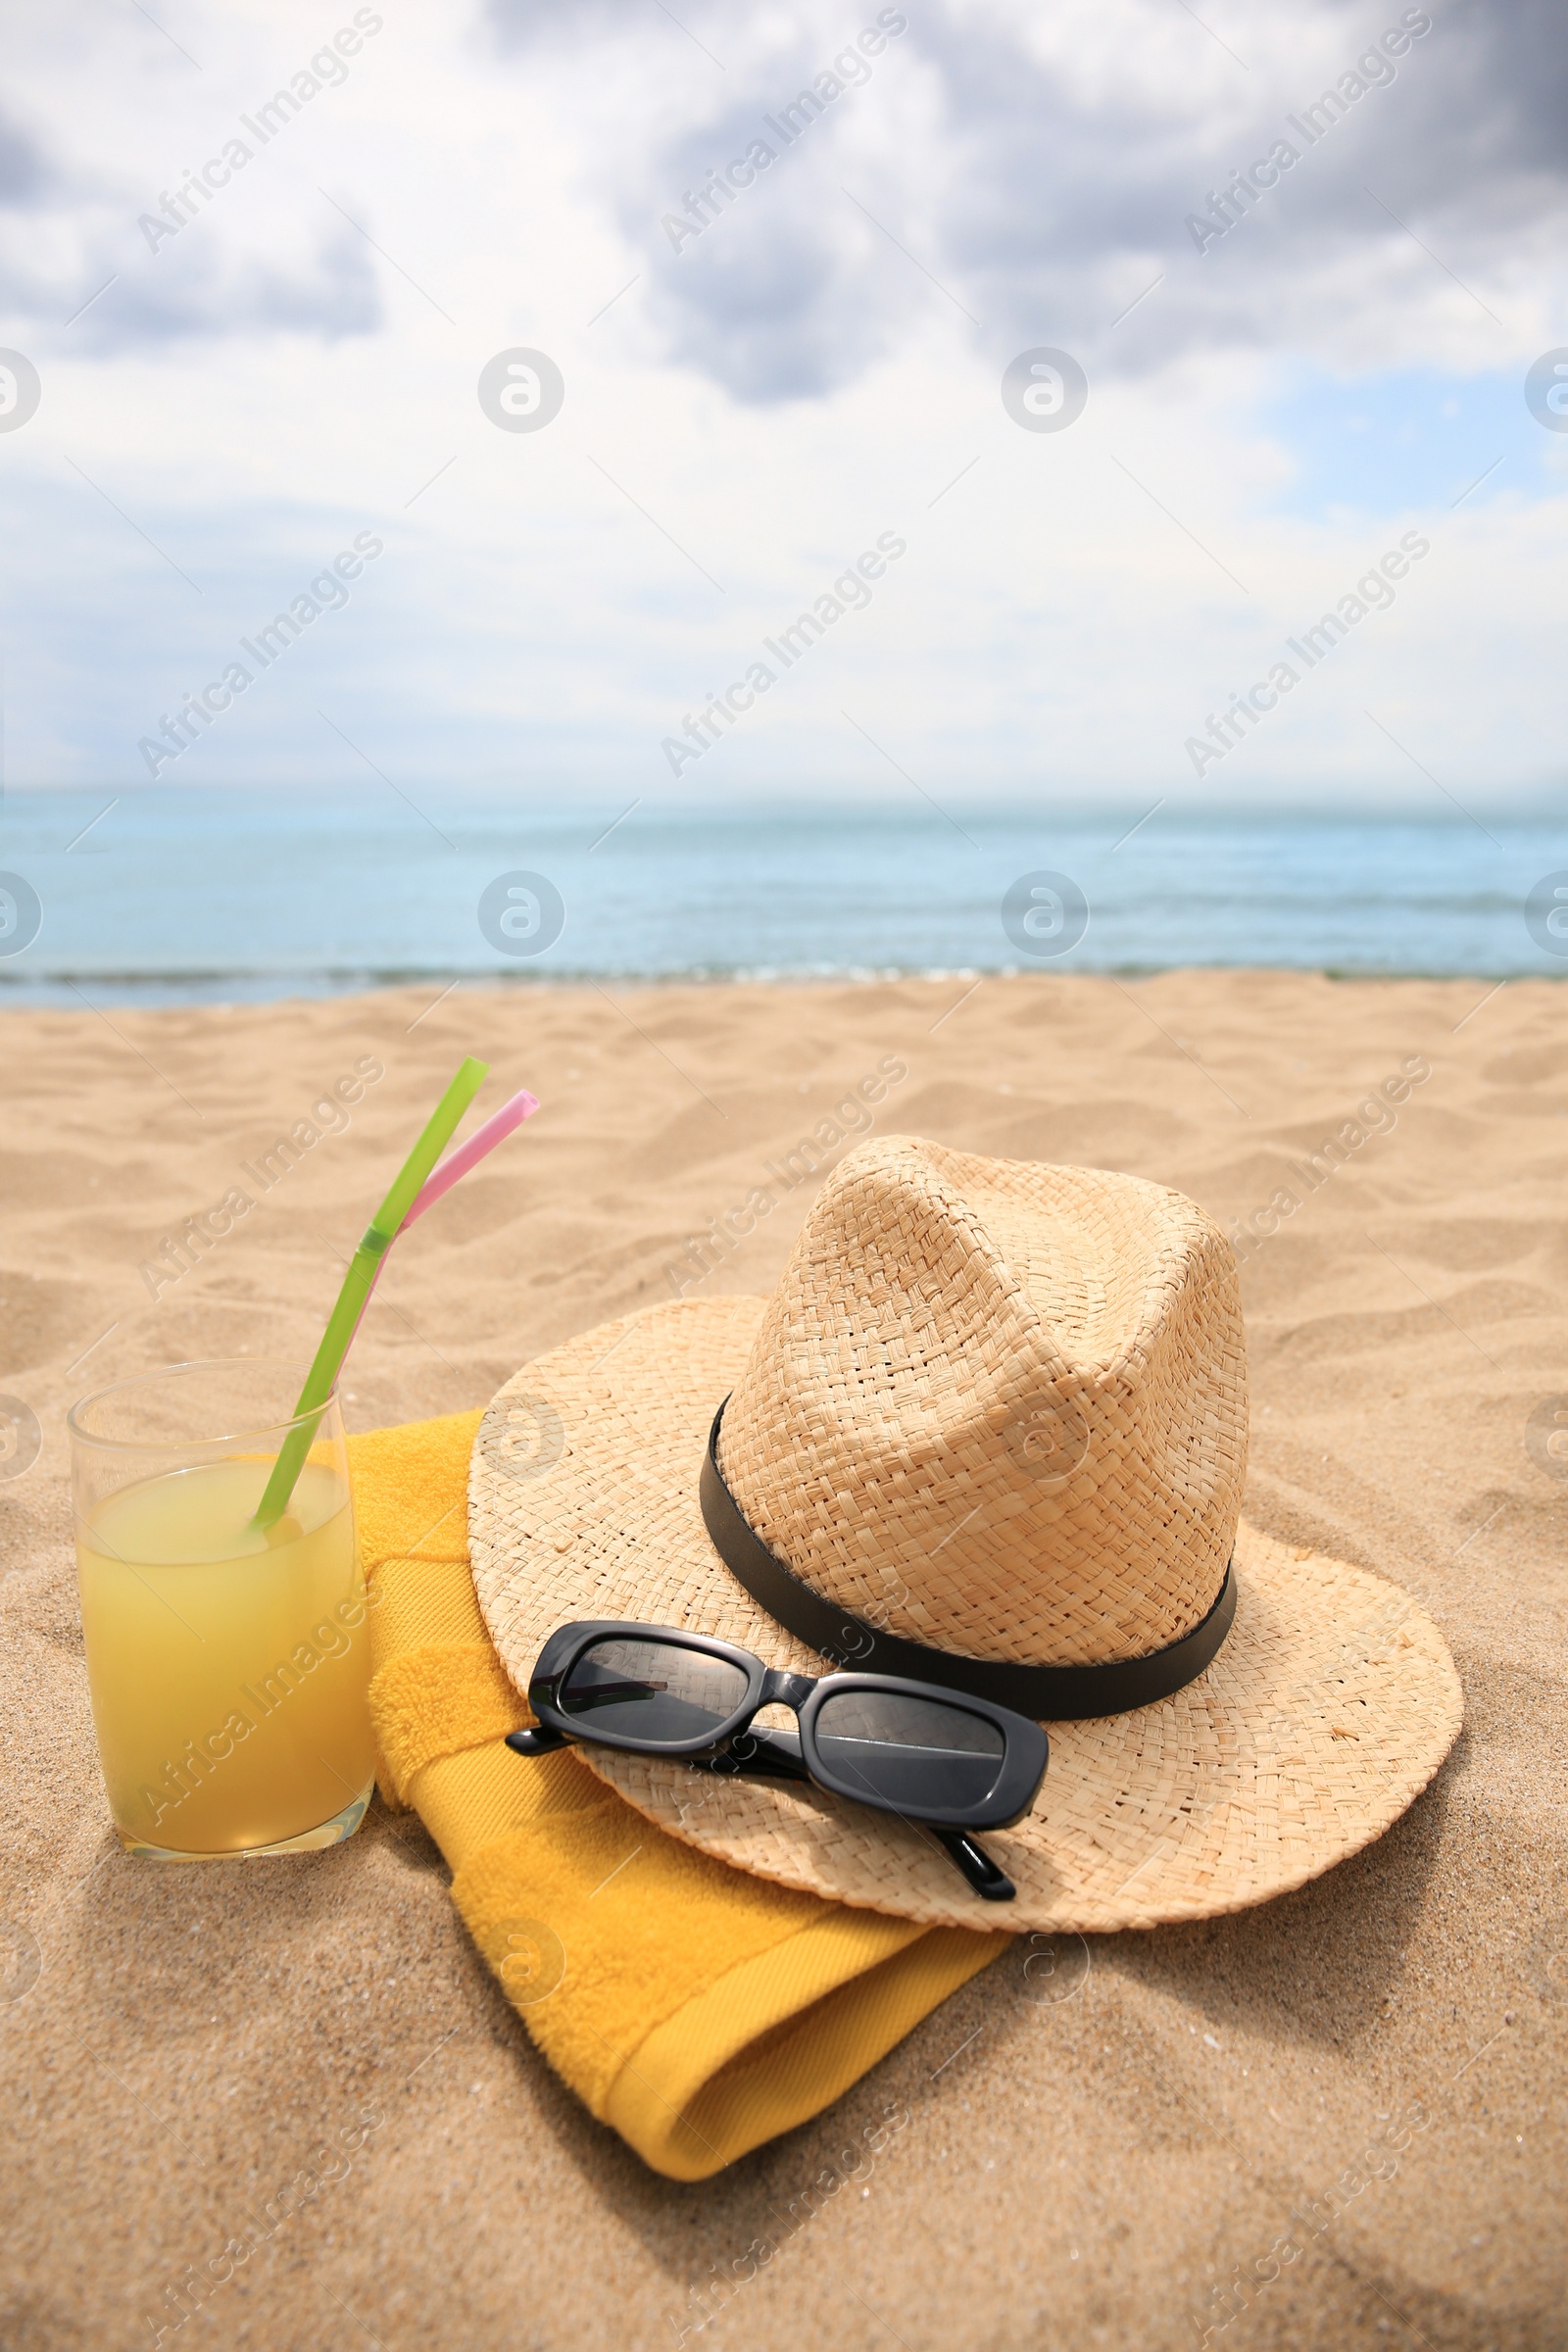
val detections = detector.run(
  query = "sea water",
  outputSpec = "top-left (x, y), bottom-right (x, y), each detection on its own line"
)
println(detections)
top-left (3, 792), bottom-right (1566, 1001)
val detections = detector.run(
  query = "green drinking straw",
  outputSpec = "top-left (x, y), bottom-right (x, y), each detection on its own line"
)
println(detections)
top-left (252, 1055), bottom-right (490, 1529)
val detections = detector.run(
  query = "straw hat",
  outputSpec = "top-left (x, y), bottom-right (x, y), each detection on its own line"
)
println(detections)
top-left (469, 1137), bottom-right (1461, 1933)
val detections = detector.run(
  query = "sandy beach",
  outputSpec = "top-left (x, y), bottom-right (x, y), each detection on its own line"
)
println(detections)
top-left (3, 968), bottom-right (1564, 2350)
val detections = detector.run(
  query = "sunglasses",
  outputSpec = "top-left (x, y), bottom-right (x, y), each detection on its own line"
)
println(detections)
top-left (505, 1621), bottom-right (1050, 1902)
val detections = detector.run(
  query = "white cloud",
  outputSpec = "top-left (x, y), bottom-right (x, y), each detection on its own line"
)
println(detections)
top-left (0, 0), bottom-right (1564, 808)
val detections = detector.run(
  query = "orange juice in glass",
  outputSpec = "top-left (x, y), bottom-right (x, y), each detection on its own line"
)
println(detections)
top-left (69, 1360), bottom-right (374, 1859)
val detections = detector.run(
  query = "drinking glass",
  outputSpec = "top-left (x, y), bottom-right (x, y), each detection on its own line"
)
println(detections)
top-left (69, 1359), bottom-right (374, 1859)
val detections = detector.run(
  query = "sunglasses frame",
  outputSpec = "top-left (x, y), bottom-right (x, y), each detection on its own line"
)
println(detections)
top-left (519, 1619), bottom-right (1049, 1835)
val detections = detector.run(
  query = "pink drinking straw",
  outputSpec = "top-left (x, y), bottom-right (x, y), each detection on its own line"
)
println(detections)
top-left (400, 1087), bottom-right (540, 1227)
top-left (342, 1086), bottom-right (540, 1351)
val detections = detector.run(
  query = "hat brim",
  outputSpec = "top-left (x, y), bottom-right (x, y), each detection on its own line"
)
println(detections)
top-left (468, 1298), bottom-right (1462, 1935)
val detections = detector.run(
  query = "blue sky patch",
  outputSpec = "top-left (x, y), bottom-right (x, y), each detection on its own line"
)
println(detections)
top-left (1255, 364), bottom-right (1547, 520)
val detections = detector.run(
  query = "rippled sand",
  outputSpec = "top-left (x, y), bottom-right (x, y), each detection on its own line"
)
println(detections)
top-left (3, 971), bottom-right (1563, 2350)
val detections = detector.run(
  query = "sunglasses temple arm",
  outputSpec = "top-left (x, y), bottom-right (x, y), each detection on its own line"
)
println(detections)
top-left (692, 1740), bottom-right (1016, 1902)
top-left (930, 1828), bottom-right (1015, 1903)
top-left (506, 1726), bottom-right (570, 1756)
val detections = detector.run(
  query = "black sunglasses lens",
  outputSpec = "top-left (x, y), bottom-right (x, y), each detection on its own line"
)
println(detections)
top-left (812, 1690), bottom-right (1005, 1812)
top-left (558, 1638), bottom-right (748, 1743)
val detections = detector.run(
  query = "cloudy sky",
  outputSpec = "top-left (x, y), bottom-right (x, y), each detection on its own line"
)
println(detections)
top-left (1, 0), bottom-right (1566, 809)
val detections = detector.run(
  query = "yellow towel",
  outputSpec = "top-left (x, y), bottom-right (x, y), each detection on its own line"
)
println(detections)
top-left (351, 1410), bottom-right (1005, 2180)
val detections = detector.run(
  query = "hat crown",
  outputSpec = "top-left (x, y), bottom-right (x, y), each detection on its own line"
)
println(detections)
top-left (716, 1136), bottom-right (1248, 1668)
